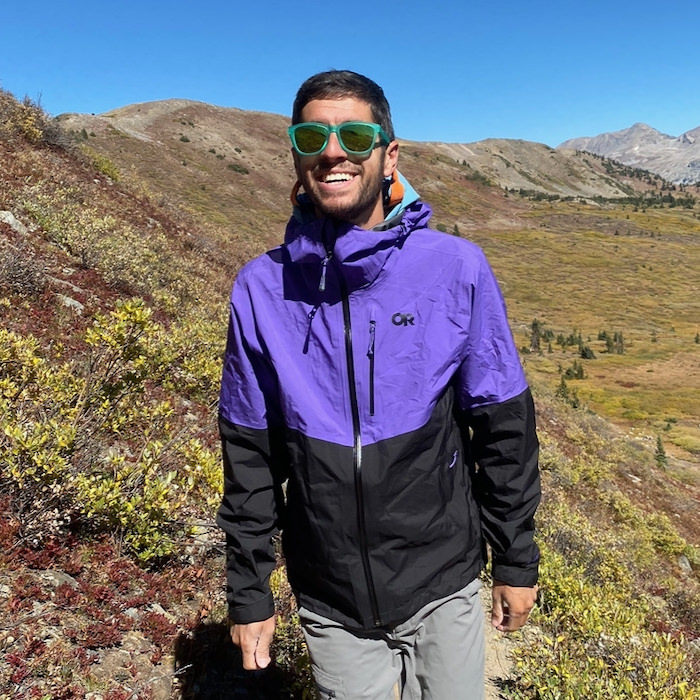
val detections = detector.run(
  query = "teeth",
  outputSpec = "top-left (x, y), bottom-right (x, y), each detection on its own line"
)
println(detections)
top-left (323, 173), bottom-right (353, 183)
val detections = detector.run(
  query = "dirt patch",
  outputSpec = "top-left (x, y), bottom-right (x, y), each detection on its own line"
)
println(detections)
top-left (480, 584), bottom-right (519, 699)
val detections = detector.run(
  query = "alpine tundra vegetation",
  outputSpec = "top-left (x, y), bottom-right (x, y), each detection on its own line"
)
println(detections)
top-left (1, 89), bottom-right (698, 698)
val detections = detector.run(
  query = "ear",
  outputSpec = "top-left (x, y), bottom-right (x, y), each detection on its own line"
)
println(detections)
top-left (383, 140), bottom-right (399, 179)
top-left (290, 180), bottom-right (302, 207)
top-left (292, 148), bottom-right (302, 180)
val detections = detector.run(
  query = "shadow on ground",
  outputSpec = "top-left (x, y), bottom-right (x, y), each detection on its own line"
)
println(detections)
top-left (173, 622), bottom-right (299, 699)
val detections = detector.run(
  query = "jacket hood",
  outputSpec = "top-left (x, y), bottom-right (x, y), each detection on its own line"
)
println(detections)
top-left (284, 172), bottom-right (431, 291)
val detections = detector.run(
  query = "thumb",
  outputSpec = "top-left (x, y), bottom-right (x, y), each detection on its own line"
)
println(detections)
top-left (491, 594), bottom-right (504, 629)
top-left (254, 629), bottom-right (273, 669)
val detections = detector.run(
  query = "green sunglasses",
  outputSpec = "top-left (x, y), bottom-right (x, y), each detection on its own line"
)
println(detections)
top-left (288, 121), bottom-right (391, 157)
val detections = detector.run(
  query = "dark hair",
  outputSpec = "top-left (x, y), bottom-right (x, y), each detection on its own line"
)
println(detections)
top-left (292, 70), bottom-right (395, 141)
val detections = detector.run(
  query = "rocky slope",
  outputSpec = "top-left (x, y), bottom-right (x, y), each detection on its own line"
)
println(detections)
top-left (558, 122), bottom-right (700, 184)
top-left (59, 98), bottom-right (662, 236)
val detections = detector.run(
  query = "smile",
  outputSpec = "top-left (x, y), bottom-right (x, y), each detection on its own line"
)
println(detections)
top-left (320, 172), bottom-right (355, 184)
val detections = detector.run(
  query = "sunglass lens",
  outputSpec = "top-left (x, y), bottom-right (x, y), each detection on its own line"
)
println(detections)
top-left (339, 124), bottom-right (375, 153)
top-left (294, 125), bottom-right (328, 154)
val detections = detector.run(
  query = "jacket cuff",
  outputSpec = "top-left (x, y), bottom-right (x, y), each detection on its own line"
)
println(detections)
top-left (491, 556), bottom-right (539, 588)
top-left (229, 592), bottom-right (275, 624)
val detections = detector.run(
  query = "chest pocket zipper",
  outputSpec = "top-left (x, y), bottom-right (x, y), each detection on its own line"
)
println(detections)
top-left (367, 319), bottom-right (376, 416)
top-left (303, 304), bottom-right (319, 355)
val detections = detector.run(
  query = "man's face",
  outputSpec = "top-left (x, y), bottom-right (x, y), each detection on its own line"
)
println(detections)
top-left (293, 97), bottom-right (399, 230)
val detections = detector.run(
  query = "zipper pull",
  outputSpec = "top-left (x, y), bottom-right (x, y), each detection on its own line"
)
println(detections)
top-left (303, 305), bottom-right (319, 354)
top-left (367, 320), bottom-right (376, 356)
top-left (319, 251), bottom-right (332, 292)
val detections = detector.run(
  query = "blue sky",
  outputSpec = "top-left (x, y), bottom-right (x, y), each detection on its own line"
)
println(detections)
top-left (2, 0), bottom-right (699, 147)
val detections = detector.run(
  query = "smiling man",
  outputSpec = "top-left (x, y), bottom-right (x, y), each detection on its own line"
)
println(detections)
top-left (290, 95), bottom-right (397, 228)
top-left (217, 70), bottom-right (541, 699)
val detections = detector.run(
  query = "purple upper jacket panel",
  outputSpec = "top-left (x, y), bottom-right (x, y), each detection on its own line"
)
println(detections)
top-left (219, 199), bottom-right (527, 447)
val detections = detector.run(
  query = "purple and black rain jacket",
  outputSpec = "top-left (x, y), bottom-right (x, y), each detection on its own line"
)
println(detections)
top-left (217, 191), bottom-right (540, 630)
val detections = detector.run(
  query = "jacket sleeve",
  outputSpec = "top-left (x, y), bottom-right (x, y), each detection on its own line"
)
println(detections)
top-left (456, 250), bottom-right (541, 587)
top-left (216, 279), bottom-right (286, 624)
top-left (463, 389), bottom-right (540, 587)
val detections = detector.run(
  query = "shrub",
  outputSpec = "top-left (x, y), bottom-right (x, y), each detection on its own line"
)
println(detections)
top-left (1, 300), bottom-right (222, 560)
top-left (514, 392), bottom-right (700, 697)
top-left (21, 183), bottom-right (214, 306)
top-left (508, 544), bottom-right (697, 699)
top-left (227, 162), bottom-right (249, 174)
top-left (0, 243), bottom-right (47, 296)
top-left (0, 88), bottom-right (72, 148)
top-left (80, 145), bottom-right (121, 181)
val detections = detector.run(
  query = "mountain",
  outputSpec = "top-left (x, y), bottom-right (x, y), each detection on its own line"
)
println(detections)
top-left (58, 99), bottom-right (297, 256)
top-left (58, 99), bottom-right (670, 236)
top-left (558, 123), bottom-right (700, 184)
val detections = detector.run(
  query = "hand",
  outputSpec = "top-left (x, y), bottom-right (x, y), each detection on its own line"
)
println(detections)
top-left (491, 580), bottom-right (538, 632)
top-left (231, 616), bottom-right (276, 670)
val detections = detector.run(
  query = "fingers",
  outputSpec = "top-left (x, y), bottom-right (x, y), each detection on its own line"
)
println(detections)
top-left (491, 582), bottom-right (538, 633)
top-left (490, 594), bottom-right (504, 630)
top-left (231, 617), bottom-right (276, 670)
top-left (493, 607), bottom-right (531, 632)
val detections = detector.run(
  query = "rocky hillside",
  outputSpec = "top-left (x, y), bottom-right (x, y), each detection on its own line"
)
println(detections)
top-left (559, 122), bottom-right (700, 184)
top-left (59, 98), bottom-right (666, 240)
top-left (427, 137), bottom-right (648, 198)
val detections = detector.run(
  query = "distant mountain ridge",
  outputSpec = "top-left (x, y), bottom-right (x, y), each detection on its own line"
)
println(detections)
top-left (58, 98), bottom-right (672, 240)
top-left (558, 123), bottom-right (700, 184)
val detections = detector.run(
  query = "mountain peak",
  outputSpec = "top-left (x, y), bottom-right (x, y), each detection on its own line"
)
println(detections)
top-left (557, 123), bottom-right (700, 183)
top-left (627, 122), bottom-right (665, 136)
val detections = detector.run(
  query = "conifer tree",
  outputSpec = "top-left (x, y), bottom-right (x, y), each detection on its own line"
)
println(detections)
top-left (655, 436), bottom-right (668, 470)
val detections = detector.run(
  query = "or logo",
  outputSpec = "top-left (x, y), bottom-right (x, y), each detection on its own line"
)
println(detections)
top-left (391, 312), bottom-right (415, 327)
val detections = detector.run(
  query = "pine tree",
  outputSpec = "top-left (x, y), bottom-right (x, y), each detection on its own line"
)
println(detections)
top-left (556, 376), bottom-right (569, 401)
top-left (655, 436), bottom-right (668, 470)
top-left (530, 319), bottom-right (543, 355)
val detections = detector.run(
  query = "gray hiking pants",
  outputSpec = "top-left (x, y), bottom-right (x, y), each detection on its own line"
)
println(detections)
top-left (299, 578), bottom-right (485, 700)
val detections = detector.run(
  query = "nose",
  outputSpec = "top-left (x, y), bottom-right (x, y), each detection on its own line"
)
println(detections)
top-left (321, 131), bottom-right (346, 160)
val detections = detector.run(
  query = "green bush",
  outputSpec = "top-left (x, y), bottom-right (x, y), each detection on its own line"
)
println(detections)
top-left (21, 182), bottom-right (217, 308)
top-left (0, 89), bottom-right (70, 147)
top-left (508, 546), bottom-right (696, 699)
top-left (509, 390), bottom-right (700, 698)
top-left (0, 299), bottom-right (222, 561)
top-left (227, 162), bottom-right (249, 174)
top-left (81, 145), bottom-right (121, 181)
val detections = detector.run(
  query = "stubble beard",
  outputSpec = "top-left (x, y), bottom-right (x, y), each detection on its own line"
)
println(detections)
top-left (305, 167), bottom-right (386, 226)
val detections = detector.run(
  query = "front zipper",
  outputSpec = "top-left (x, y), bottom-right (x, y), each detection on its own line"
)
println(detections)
top-left (367, 320), bottom-right (376, 417)
top-left (340, 279), bottom-right (381, 627)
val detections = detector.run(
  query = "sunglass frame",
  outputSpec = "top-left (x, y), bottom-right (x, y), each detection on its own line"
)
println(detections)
top-left (288, 121), bottom-right (390, 157)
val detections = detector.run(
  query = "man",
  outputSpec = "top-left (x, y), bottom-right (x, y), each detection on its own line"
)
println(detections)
top-left (217, 70), bottom-right (540, 699)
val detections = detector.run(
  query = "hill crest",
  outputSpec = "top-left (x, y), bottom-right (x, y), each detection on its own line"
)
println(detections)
top-left (58, 98), bottom-right (671, 244)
